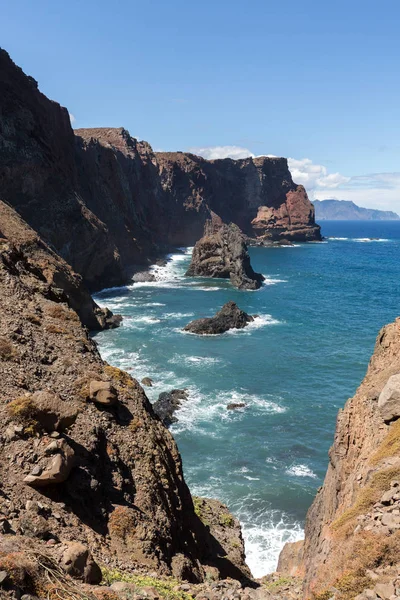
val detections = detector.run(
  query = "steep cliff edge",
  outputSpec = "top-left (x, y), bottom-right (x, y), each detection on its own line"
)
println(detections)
top-left (157, 152), bottom-right (321, 242)
top-left (292, 318), bottom-right (400, 598)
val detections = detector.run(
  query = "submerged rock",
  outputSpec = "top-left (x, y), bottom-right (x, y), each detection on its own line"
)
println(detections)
top-left (152, 389), bottom-right (189, 427)
top-left (141, 377), bottom-right (153, 387)
top-left (226, 403), bottom-right (247, 410)
top-left (186, 221), bottom-right (264, 290)
top-left (184, 302), bottom-right (255, 335)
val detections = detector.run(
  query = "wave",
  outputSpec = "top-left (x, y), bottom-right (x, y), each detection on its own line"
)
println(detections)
top-left (262, 277), bottom-right (288, 285)
top-left (242, 517), bottom-right (304, 577)
top-left (285, 464), bottom-right (317, 478)
top-left (171, 388), bottom-right (286, 435)
top-left (354, 237), bottom-right (390, 242)
top-left (169, 355), bottom-right (222, 366)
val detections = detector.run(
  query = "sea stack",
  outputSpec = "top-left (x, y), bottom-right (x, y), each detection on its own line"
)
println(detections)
top-left (186, 222), bottom-right (264, 290)
top-left (184, 301), bottom-right (255, 335)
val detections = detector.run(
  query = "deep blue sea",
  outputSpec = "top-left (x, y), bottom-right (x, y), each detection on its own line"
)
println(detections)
top-left (94, 221), bottom-right (400, 577)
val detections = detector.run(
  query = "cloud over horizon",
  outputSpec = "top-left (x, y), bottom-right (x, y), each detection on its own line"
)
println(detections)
top-left (189, 146), bottom-right (400, 212)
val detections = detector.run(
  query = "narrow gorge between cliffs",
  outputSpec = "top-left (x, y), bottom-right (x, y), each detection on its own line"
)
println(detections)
top-left (93, 220), bottom-right (400, 577)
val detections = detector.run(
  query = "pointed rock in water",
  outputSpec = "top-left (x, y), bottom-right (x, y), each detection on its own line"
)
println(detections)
top-left (184, 301), bottom-right (255, 335)
top-left (186, 221), bottom-right (264, 290)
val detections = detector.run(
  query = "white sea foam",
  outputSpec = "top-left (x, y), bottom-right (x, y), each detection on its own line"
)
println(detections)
top-left (243, 518), bottom-right (304, 577)
top-left (171, 388), bottom-right (286, 435)
top-left (354, 237), bottom-right (390, 242)
top-left (286, 464), bottom-right (317, 478)
top-left (162, 312), bottom-right (195, 319)
top-left (169, 355), bottom-right (222, 366)
top-left (327, 237), bottom-right (349, 240)
top-left (262, 277), bottom-right (288, 285)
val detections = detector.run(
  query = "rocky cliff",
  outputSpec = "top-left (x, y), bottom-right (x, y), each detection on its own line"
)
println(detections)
top-left (279, 318), bottom-right (400, 599)
top-left (0, 47), bottom-right (320, 296)
top-left (157, 152), bottom-right (321, 242)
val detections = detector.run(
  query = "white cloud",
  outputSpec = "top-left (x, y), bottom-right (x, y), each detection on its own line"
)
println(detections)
top-left (288, 158), bottom-right (350, 190)
top-left (69, 113), bottom-right (76, 124)
top-left (188, 145), bottom-right (255, 160)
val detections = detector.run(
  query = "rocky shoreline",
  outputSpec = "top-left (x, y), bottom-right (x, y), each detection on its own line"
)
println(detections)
top-left (2, 46), bottom-right (400, 600)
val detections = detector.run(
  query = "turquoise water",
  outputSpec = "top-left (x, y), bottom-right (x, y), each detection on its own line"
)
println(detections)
top-left (94, 221), bottom-right (400, 577)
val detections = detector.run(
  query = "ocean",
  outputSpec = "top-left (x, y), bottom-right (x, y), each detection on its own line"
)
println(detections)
top-left (93, 220), bottom-right (400, 577)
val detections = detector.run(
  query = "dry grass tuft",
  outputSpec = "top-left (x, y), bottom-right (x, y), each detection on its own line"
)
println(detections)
top-left (45, 304), bottom-right (79, 322)
top-left (108, 506), bottom-right (136, 539)
top-left (0, 337), bottom-right (17, 360)
top-left (370, 419), bottom-right (400, 465)
top-left (332, 466), bottom-right (400, 534)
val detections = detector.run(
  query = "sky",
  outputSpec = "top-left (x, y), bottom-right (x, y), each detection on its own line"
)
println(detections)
top-left (1, 0), bottom-right (400, 211)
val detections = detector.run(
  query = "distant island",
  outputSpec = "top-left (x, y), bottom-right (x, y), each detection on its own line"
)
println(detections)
top-left (313, 199), bottom-right (400, 220)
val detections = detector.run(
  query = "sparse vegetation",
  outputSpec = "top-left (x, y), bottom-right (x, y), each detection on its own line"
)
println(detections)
top-left (100, 567), bottom-right (193, 600)
top-left (108, 506), bottom-right (136, 539)
top-left (219, 513), bottom-right (234, 527)
top-left (26, 312), bottom-right (41, 325)
top-left (45, 324), bottom-right (68, 335)
top-left (45, 303), bottom-right (79, 322)
top-left (129, 416), bottom-right (143, 432)
top-left (0, 336), bottom-right (17, 360)
top-left (332, 466), bottom-right (400, 533)
top-left (7, 395), bottom-right (39, 435)
top-left (263, 576), bottom-right (293, 590)
top-left (192, 497), bottom-right (210, 526)
top-left (370, 419), bottom-right (400, 464)
top-left (104, 365), bottom-right (135, 389)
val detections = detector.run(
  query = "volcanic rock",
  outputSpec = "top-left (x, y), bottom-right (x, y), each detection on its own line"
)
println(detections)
top-left (89, 380), bottom-right (118, 406)
top-left (23, 439), bottom-right (75, 487)
top-left (186, 222), bottom-right (264, 290)
top-left (62, 542), bottom-right (102, 584)
top-left (226, 403), bottom-right (247, 410)
top-left (152, 389), bottom-right (189, 427)
top-left (141, 377), bottom-right (153, 387)
top-left (184, 302), bottom-right (254, 335)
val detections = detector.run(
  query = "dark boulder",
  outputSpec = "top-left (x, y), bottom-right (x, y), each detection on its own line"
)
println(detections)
top-left (184, 301), bottom-right (255, 335)
top-left (152, 389), bottom-right (189, 427)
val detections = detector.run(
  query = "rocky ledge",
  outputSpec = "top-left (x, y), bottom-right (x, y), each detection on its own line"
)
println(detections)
top-left (186, 222), bottom-right (264, 290)
top-left (184, 302), bottom-right (255, 335)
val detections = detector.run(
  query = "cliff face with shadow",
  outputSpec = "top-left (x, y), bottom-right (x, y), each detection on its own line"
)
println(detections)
top-left (0, 48), bottom-right (320, 293)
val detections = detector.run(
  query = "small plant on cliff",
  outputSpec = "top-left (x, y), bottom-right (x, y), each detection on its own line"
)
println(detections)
top-left (0, 337), bottom-right (17, 360)
top-left (45, 303), bottom-right (79, 322)
top-left (370, 419), bottom-right (400, 465)
top-left (192, 497), bottom-right (210, 526)
top-left (219, 513), bottom-right (234, 527)
top-left (100, 568), bottom-right (193, 600)
top-left (7, 396), bottom-right (40, 435)
top-left (108, 506), bottom-right (136, 539)
top-left (332, 466), bottom-right (400, 534)
top-left (104, 365), bottom-right (135, 389)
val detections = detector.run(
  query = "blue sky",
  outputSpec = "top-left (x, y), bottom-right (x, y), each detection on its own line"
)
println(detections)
top-left (1, 0), bottom-right (400, 210)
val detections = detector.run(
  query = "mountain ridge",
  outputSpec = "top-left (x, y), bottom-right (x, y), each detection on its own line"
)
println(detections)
top-left (313, 198), bottom-right (400, 220)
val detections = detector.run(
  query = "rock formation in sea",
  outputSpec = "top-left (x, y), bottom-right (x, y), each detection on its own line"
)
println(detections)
top-left (0, 48), bottom-right (320, 295)
top-left (157, 152), bottom-right (321, 243)
top-left (184, 301), bottom-right (255, 335)
top-left (4, 46), bottom-right (400, 600)
top-left (186, 222), bottom-right (265, 290)
top-left (152, 389), bottom-right (189, 426)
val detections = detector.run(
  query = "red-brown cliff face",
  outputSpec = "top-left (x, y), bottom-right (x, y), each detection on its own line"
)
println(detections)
top-left (156, 152), bottom-right (321, 242)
